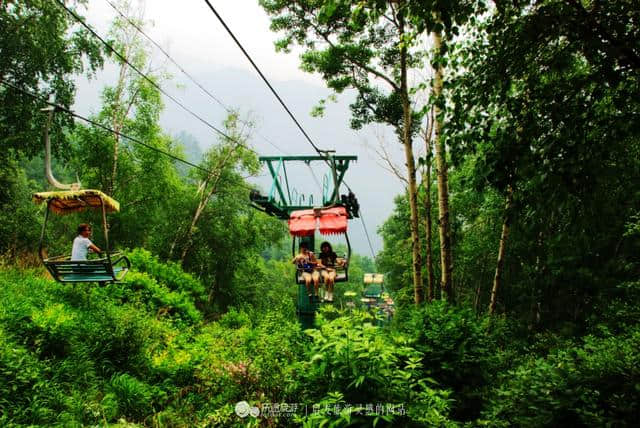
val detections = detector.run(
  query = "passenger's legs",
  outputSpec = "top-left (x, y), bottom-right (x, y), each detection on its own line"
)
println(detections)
top-left (312, 270), bottom-right (320, 296)
top-left (302, 272), bottom-right (312, 296)
top-left (328, 270), bottom-right (337, 301)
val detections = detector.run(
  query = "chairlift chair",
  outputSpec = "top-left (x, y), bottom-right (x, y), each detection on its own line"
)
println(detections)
top-left (33, 102), bottom-right (130, 284)
top-left (249, 154), bottom-right (359, 320)
top-left (34, 190), bottom-right (130, 284)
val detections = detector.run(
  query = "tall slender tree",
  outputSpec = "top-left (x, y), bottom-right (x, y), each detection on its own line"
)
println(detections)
top-left (261, 0), bottom-right (427, 303)
top-left (489, 184), bottom-right (513, 314)
top-left (170, 112), bottom-right (259, 265)
top-left (422, 108), bottom-right (436, 301)
top-left (0, 0), bottom-right (103, 181)
top-left (430, 21), bottom-right (453, 301)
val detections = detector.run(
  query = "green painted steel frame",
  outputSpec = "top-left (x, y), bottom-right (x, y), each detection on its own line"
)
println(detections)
top-left (256, 155), bottom-right (357, 219)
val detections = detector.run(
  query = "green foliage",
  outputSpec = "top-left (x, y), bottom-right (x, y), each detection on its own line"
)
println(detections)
top-left (0, 0), bottom-right (103, 165)
top-left (483, 330), bottom-right (640, 427)
top-left (377, 193), bottom-right (414, 302)
top-left (2, 1), bottom-right (640, 427)
top-left (0, 269), bottom-right (163, 425)
top-left (108, 373), bottom-right (157, 420)
top-left (298, 309), bottom-right (454, 426)
top-left (218, 307), bottom-right (252, 329)
top-left (0, 161), bottom-right (41, 258)
top-left (126, 248), bottom-right (206, 306)
top-left (444, 0), bottom-right (640, 326)
top-left (395, 301), bottom-right (507, 421)
top-left (116, 271), bottom-right (202, 325)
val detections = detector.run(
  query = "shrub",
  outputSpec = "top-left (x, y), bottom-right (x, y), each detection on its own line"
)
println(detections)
top-left (218, 307), bottom-right (252, 329)
top-left (108, 374), bottom-right (157, 421)
top-left (127, 248), bottom-right (207, 305)
top-left (295, 309), bottom-right (454, 427)
top-left (482, 329), bottom-right (640, 427)
top-left (117, 271), bottom-right (202, 325)
top-left (394, 301), bottom-right (506, 421)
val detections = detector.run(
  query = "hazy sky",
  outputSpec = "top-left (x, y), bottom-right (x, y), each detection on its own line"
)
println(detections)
top-left (73, 0), bottom-right (412, 256)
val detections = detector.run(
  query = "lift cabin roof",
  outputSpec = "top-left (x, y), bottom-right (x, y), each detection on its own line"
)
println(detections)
top-left (249, 155), bottom-right (359, 220)
top-left (33, 189), bottom-right (120, 215)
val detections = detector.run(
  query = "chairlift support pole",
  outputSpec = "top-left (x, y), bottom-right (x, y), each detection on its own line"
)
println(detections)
top-left (41, 102), bottom-right (81, 191)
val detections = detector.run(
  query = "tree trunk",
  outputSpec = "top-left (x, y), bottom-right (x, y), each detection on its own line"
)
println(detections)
top-left (177, 142), bottom-right (241, 264)
top-left (489, 185), bottom-right (514, 315)
top-left (168, 225), bottom-right (182, 259)
top-left (108, 58), bottom-right (128, 196)
top-left (404, 138), bottom-right (423, 305)
top-left (432, 27), bottom-right (453, 302)
top-left (424, 118), bottom-right (435, 302)
top-left (180, 202), bottom-right (207, 264)
top-left (399, 12), bottom-right (423, 305)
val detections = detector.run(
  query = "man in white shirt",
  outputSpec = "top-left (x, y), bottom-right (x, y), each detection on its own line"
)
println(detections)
top-left (71, 224), bottom-right (102, 261)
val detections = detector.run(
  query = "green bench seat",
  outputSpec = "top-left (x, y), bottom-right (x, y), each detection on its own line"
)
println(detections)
top-left (44, 254), bottom-right (130, 284)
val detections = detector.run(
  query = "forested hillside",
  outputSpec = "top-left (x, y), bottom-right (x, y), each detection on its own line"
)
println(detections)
top-left (1, 0), bottom-right (639, 427)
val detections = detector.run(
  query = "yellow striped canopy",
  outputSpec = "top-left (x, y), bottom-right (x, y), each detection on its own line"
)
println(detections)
top-left (33, 189), bottom-right (120, 215)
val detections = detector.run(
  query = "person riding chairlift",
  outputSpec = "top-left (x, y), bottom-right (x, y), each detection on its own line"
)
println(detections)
top-left (292, 242), bottom-right (320, 302)
top-left (71, 223), bottom-right (102, 261)
top-left (318, 241), bottom-right (344, 302)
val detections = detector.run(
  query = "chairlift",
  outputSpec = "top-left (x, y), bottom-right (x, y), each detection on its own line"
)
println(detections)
top-left (249, 154), bottom-right (359, 326)
top-left (33, 104), bottom-right (130, 284)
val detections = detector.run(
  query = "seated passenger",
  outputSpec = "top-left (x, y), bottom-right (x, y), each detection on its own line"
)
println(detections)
top-left (71, 223), bottom-right (102, 261)
top-left (292, 242), bottom-right (320, 301)
top-left (318, 241), bottom-right (344, 302)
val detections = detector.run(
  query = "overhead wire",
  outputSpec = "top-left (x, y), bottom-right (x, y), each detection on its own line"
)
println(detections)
top-left (102, 0), bottom-right (291, 156)
top-left (358, 211), bottom-right (377, 261)
top-left (202, 0), bottom-right (325, 155)
top-left (0, 79), bottom-right (257, 196)
top-left (52, 0), bottom-right (260, 159)
top-left (306, 164), bottom-right (324, 195)
top-left (202, 0), bottom-right (378, 258)
top-left (58, 0), bottom-right (378, 257)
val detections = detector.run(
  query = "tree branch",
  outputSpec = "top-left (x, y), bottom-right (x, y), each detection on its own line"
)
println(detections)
top-left (375, 136), bottom-right (408, 185)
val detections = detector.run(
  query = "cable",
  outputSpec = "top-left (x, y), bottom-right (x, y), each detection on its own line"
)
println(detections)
top-left (200, 0), bottom-right (381, 255)
top-left (102, 0), bottom-right (291, 156)
top-left (107, 0), bottom-right (375, 257)
top-left (0, 79), bottom-right (254, 194)
top-left (198, 1), bottom-right (365, 199)
top-left (199, 2), bottom-right (369, 206)
top-left (306, 164), bottom-right (323, 194)
top-left (201, 0), bottom-right (324, 154)
top-left (53, 0), bottom-right (258, 156)
top-left (358, 209), bottom-right (377, 261)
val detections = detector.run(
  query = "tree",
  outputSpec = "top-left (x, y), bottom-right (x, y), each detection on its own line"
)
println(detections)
top-left (422, 110), bottom-right (436, 301)
top-left (447, 0), bottom-right (640, 321)
top-left (169, 112), bottom-right (260, 265)
top-left (430, 20), bottom-right (454, 301)
top-left (0, 0), bottom-right (102, 173)
top-left (260, 0), bottom-right (429, 303)
top-left (488, 184), bottom-right (513, 315)
top-left (406, 1), bottom-right (483, 302)
top-left (101, 0), bottom-right (160, 196)
top-left (70, 0), bottom-right (183, 251)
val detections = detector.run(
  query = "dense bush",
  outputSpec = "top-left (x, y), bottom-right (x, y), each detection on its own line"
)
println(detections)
top-left (127, 248), bottom-right (207, 305)
top-left (395, 301), bottom-right (508, 421)
top-left (1, 251), bottom-right (638, 427)
top-left (114, 271), bottom-right (202, 325)
top-left (295, 308), bottom-right (454, 427)
top-left (0, 270), bottom-right (170, 425)
top-left (483, 329), bottom-right (640, 427)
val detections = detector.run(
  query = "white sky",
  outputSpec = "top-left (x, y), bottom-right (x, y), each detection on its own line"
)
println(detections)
top-left (73, 0), bottom-right (412, 256)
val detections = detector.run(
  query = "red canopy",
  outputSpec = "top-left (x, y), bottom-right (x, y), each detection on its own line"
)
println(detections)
top-left (288, 207), bottom-right (348, 237)
top-left (288, 209), bottom-right (317, 237)
top-left (318, 207), bottom-right (348, 235)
